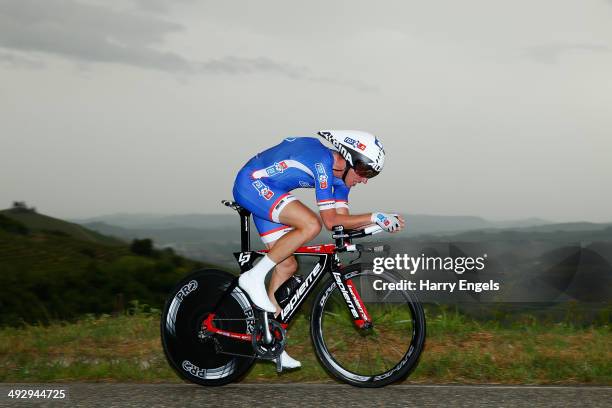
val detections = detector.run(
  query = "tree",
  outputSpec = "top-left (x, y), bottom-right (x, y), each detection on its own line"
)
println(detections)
top-left (130, 238), bottom-right (154, 257)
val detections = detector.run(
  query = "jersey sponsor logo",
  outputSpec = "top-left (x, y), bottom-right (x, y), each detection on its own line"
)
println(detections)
top-left (252, 180), bottom-right (274, 200)
top-left (343, 136), bottom-right (366, 151)
top-left (299, 180), bottom-right (313, 188)
top-left (264, 161), bottom-right (288, 177)
top-left (376, 213), bottom-right (390, 226)
top-left (315, 162), bottom-right (328, 189)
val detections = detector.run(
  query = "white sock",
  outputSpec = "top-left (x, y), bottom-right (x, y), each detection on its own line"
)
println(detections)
top-left (250, 255), bottom-right (277, 279)
top-left (239, 255), bottom-right (278, 312)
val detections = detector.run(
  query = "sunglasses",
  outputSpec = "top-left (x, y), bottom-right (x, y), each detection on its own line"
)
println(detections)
top-left (353, 161), bottom-right (380, 179)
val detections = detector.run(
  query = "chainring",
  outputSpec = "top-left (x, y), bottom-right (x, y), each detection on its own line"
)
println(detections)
top-left (251, 319), bottom-right (286, 360)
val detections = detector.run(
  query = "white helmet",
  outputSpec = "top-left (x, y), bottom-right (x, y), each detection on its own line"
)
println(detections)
top-left (318, 130), bottom-right (385, 178)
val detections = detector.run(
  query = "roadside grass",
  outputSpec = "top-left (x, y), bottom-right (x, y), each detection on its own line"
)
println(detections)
top-left (0, 311), bottom-right (609, 384)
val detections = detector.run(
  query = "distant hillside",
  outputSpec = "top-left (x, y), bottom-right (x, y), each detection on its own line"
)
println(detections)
top-left (77, 211), bottom-right (611, 273)
top-left (415, 224), bottom-right (612, 243)
top-left (80, 221), bottom-right (241, 267)
top-left (404, 214), bottom-right (548, 235)
top-left (0, 212), bottom-right (207, 326)
top-left (74, 213), bottom-right (238, 230)
top-left (510, 222), bottom-right (612, 233)
top-left (76, 212), bottom-right (553, 237)
top-left (1, 207), bottom-right (123, 245)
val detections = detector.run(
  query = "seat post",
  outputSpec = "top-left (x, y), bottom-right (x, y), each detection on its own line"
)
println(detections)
top-left (239, 208), bottom-right (251, 252)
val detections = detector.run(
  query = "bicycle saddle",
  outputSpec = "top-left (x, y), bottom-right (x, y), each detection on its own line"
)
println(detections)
top-left (221, 199), bottom-right (247, 213)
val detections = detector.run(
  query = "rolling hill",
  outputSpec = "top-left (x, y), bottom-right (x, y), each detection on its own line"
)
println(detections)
top-left (0, 208), bottom-right (206, 326)
top-left (1, 207), bottom-right (123, 245)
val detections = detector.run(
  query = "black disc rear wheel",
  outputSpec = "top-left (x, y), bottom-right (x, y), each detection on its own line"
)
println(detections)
top-left (161, 269), bottom-right (256, 386)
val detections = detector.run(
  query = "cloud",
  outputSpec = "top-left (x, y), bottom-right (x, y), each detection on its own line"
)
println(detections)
top-left (0, 50), bottom-right (44, 68)
top-left (523, 43), bottom-right (611, 64)
top-left (129, 0), bottom-right (195, 14)
top-left (0, 0), bottom-right (373, 91)
top-left (198, 56), bottom-right (308, 78)
top-left (196, 57), bottom-right (377, 92)
top-left (0, 0), bottom-right (192, 71)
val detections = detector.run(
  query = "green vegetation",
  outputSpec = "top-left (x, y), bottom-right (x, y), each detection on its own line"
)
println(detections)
top-left (1, 205), bottom-right (610, 384)
top-left (0, 206), bottom-right (123, 245)
top-left (0, 210), bottom-right (205, 326)
top-left (0, 214), bottom-right (30, 235)
top-left (0, 310), bottom-right (609, 384)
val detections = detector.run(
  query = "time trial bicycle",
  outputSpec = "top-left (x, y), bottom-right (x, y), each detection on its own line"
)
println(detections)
top-left (161, 200), bottom-right (426, 387)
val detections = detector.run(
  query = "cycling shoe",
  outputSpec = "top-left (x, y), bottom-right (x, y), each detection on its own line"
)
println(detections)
top-left (273, 351), bottom-right (301, 369)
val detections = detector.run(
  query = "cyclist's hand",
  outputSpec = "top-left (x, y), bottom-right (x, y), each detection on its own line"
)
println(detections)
top-left (392, 214), bottom-right (406, 232)
top-left (371, 212), bottom-right (402, 233)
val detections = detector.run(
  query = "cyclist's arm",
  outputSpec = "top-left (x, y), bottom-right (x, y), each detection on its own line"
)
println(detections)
top-left (319, 209), bottom-right (373, 231)
top-left (336, 207), bottom-right (349, 216)
top-left (321, 207), bottom-right (407, 232)
top-left (312, 154), bottom-right (374, 230)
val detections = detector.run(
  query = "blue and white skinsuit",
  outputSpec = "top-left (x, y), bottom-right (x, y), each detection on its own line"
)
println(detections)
top-left (233, 137), bottom-right (350, 244)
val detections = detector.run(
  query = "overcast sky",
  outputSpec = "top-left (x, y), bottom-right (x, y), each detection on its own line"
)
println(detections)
top-left (1, 0), bottom-right (611, 222)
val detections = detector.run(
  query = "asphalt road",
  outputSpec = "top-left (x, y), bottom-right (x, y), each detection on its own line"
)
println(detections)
top-left (1, 383), bottom-right (611, 407)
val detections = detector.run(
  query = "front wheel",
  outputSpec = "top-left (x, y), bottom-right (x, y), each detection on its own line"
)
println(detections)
top-left (311, 265), bottom-right (426, 387)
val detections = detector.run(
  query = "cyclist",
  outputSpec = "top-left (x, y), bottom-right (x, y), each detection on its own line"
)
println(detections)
top-left (232, 130), bottom-right (405, 368)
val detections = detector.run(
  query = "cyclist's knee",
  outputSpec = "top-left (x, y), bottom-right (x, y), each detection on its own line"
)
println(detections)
top-left (302, 216), bottom-right (322, 241)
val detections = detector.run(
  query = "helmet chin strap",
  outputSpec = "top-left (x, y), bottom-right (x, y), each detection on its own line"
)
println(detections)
top-left (341, 164), bottom-right (351, 182)
top-left (332, 154), bottom-right (352, 182)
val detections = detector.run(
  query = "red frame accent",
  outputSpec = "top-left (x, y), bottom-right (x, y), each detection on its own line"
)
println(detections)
top-left (203, 313), bottom-right (254, 342)
top-left (203, 242), bottom-right (372, 340)
top-left (259, 243), bottom-right (337, 255)
top-left (346, 279), bottom-right (372, 328)
top-left (203, 314), bottom-right (286, 343)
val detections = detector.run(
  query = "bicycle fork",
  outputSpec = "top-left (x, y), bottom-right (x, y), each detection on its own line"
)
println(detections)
top-left (331, 271), bottom-right (373, 329)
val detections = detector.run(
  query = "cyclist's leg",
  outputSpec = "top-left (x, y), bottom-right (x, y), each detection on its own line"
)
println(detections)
top-left (239, 202), bottom-right (320, 312)
top-left (267, 246), bottom-right (298, 313)
top-left (241, 190), bottom-right (322, 264)
top-left (233, 172), bottom-right (321, 312)
top-left (251, 216), bottom-right (299, 314)
top-left (266, 200), bottom-right (322, 262)
top-left (250, 216), bottom-right (302, 369)
top-left (233, 176), bottom-right (299, 312)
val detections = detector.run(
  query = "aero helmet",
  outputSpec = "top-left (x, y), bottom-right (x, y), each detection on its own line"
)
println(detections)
top-left (317, 130), bottom-right (385, 178)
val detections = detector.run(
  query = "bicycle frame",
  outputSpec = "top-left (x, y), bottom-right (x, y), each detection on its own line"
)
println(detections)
top-left (202, 206), bottom-right (372, 343)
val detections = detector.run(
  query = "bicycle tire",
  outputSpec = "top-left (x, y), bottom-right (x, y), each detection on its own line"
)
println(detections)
top-left (310, 264), bottom-right (426, 387)
top-left (161, 268), bottom-right (256, 386)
